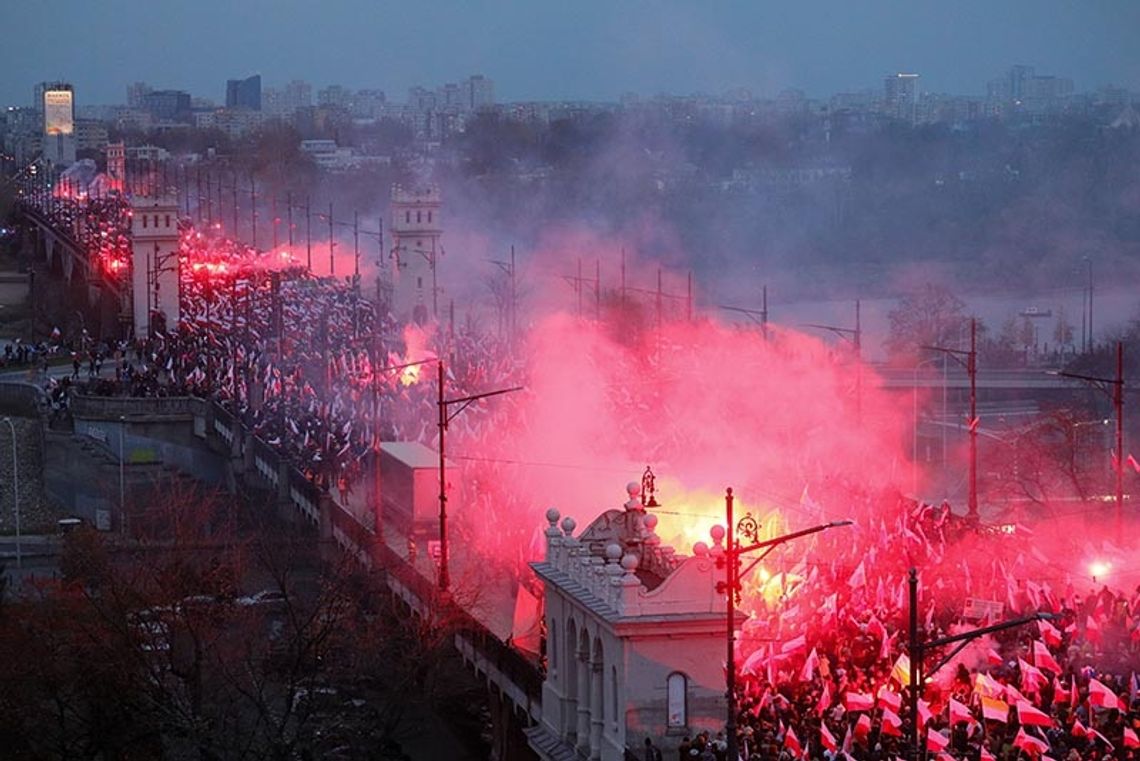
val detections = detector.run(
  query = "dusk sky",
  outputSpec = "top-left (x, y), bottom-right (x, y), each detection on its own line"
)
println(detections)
top-left (2, 0), bottom-right (1138, 107)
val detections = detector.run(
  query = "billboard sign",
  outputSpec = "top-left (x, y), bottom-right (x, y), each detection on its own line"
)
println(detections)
top-left (44, 89), bottom-right (74, 135)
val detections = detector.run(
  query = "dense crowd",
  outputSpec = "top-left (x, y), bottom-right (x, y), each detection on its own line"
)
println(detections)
top-left (723, 490), bottom-right (1140, 761)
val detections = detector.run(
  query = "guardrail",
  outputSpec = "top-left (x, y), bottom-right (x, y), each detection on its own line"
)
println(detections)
top-left (70, 394), bottom-right (203, 420)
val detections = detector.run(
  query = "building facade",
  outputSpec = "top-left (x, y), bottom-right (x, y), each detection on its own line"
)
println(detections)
top-left (526, 484), bottom-right (734, 761)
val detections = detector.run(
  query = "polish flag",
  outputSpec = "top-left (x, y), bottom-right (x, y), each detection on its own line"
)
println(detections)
top-left (1051, 678), bottom-right (1067, 705)
top-left (917, 699), bottom-right (933, 731)
top-left (980, 695), bottom-right (1009, 723)
top-left (1013, 728), bottom-right (1050, 757)
top-left (817, 679), bottom-right (832, 717)
top-left (1070, 680), bottom-right (1079, 708)
top-left (854, 713), bottom-right (872, 742)
top-left (784, 726), bottom-right (803, 758)
top-left (981, 746), bottom-right (997, 761)
top-left (820, 722), bottom-right (838, 752)
top-left (949, 697), bottom-right (972, 725)
top-left (848, 560), bottom-right (867, 589)
top-left (1123, 727), bottom-right (1140, 749)
top-left (1033, 641), bottom-right (1062, 675)
top-left (1016, 700), bottom-right (1055, 728)
top-left (878, 686), bottom-right (902, 712)
top-left (845, 691), bottom-right (875, 712)
top-left (986, 648), bottom-right (1004, 667)
top-left (1019, 658), bottom-right (1046, 693)
top-left (741, 645), bottom-right (768, 675)
top-left (1071, 718), bottom-right (1089, 739)
top-left (881, 708), bottom-right (903, 737)
top-left (926, 730), bottom-right (950, 753)
top-left (782, 634), bottom-right (808, 654)
top-left (1088, 677), bottom-right (1123, 710)
top-left (1038, 618), bottom-right (1063, 648)
top-left (800, 647), bottom-right (819, 682)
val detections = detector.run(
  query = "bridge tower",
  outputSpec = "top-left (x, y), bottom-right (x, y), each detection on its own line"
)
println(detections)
top-left (105, 142), bottom-right (125, 192)
top-left (389, 184), bottom-right (442, 325)
top-left (130, 196), bottom-right (181, 336)
top-left (528, 483), bottom-right (738, 761)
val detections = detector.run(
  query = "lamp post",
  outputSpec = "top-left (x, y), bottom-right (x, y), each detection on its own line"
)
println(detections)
top-left (905, 568), bottom-right (1055, 761)
top-left (720, 488), bottom-right (852, 761)
top-left (802, 299), bottom-right (863, 419)
top-left (1053, 341), bottom-right (1125, 533)
top-left (912, 356), bottom-right (943, 494)
top-left (922, 317), bottom-right (978, 523)
top-left (2, 417), bottom-right (19, 569)
top-left (436, 361), bottom-right (522, 592)
top-left (119, 414), bottom-right (126, 538)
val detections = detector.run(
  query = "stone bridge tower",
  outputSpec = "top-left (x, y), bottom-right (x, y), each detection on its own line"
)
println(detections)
top-left (389, 184), bottom-right (442, 325)
top-left (130, 196), bottom-right (181, 336)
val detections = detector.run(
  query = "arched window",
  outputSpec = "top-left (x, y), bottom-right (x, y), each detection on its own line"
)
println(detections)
top-left (666, 672), bottom-right (688, 728)
top-left (611, 665), bottom-right (619, 729)
top-left (550, 624), bottom-right (558, 677)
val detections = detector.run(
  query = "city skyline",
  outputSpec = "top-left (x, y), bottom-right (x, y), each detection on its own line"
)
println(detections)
top-left (2, 0), bottom-right (1139, 108)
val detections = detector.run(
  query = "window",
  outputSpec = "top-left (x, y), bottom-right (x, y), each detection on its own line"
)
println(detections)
top-left (417, 277), bottom-right (423, 288)
top-left (427, 211), bottom-right (433, 223)
top-left (142, 215), bottom-right (148, 229)
top-left (405, 211), bottom-right (410, 224)
top-left (666, 672), bottom-right (688, 728)
top-left (611, 666), bottom-right (619, 729)
top-left (417, 211), bottom-right (422, 223)
top-left (165, 215), bottom-right (171, 228)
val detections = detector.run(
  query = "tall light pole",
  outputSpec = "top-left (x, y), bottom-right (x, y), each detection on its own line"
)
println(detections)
top-left (436, 362), bottom-right (522, 592)
top-left (802, 299), bottom-right (863, 420)
top-left (2, 417), bottom-right (19, 569)
top-left (922, 317), bottom-right (978, 523)
top-left (1054, 341), bottom-right (1125, 533)
top-left (119, 414), bottom-right (126, 538)
top-left (912, 356), bottom-right (942, 494)
top-left (720, 488), bottom-right (852, 761)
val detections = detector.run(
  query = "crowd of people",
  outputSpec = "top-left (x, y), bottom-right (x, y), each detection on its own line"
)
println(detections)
top-left (723, 489), bottom-right (1140, 761)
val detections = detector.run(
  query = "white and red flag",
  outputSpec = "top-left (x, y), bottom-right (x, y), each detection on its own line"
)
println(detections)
top-left (1088, 677), bottom-right (1123, 710)
top-left (1016, 700), bottom-right (1055, 728)
top-left (820, 723), bottom-right (838, 752)
top-left (1013, 728), bottom-right (1050, 757)
top-left (949, 697), bottom-right (972, 725)
top-left (844, 691), bottom-right (875, 712)
top-left (1123, 727), bottom-right (1140, 749)
top-left (1033, 641), bottom-right (1062, 675)
top-left (880, 708), bottom-right (903, 737)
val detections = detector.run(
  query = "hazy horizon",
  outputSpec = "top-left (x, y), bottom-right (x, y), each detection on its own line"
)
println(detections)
top-left (2, 0), bottom-right (1139, 108)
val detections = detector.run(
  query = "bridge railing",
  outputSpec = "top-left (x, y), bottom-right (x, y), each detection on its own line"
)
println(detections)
top-left (70, 393), bottom-right (203, 420)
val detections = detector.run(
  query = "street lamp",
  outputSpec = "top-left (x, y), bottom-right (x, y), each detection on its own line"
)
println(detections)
top-left (1, 417), bottom-right (19, 569)
top-left (1052, 341), bottom-right (1125, 533)
top-left (912, 356), bottom-right (943, 494)
top-left (719, 487), bottom-right (852, 761)
top-left (436, 361), bottom-right (523, 592)
top-left (802, 300), bottom-right (863, 420)
top-left (922, 317), bottom-right (978, 523)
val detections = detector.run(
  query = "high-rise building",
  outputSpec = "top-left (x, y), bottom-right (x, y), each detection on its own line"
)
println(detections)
top-left (40, 82), bottom-right (76, 166)
top-left (225, 74), bottom-right (262, 110)
top-left (466, 74), bottom-right (494, 110)
top-left (317, 84), bottom-right (351, 110)
top-left (142, 90), bottom-right (192, 123)
top-left (127, 81), bottom-right (152, 108)
top-left (884, 73), bottom-right (919, 124)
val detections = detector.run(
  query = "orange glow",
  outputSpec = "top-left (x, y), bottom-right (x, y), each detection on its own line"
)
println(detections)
top-left (400, 364), bottom-right (421, 387)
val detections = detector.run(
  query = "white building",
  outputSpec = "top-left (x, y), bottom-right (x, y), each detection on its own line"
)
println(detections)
top-left (526, 483), bottom-right (734, 761)
top-left (130, 195), bottom-right (181, 336)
